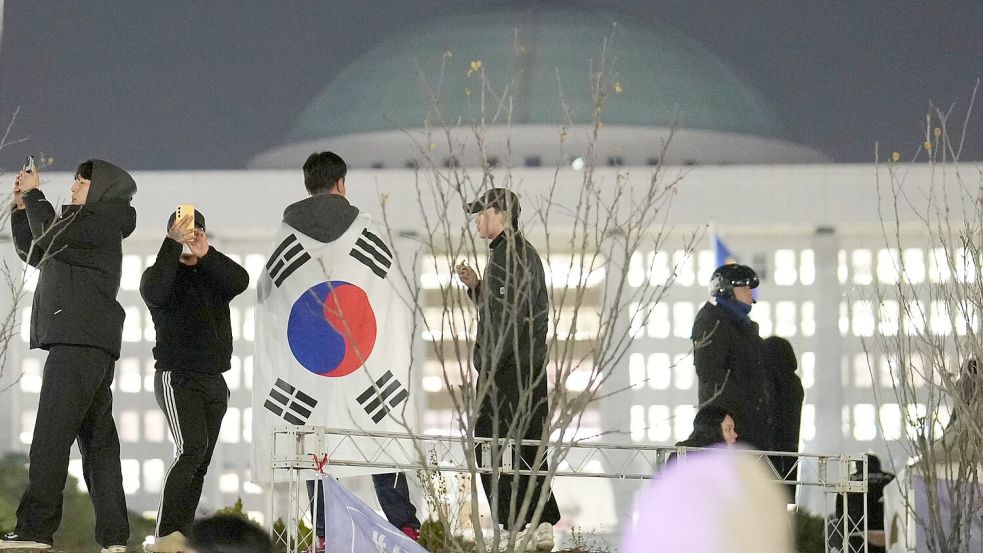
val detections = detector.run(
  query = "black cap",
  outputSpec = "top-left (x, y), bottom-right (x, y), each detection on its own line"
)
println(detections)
top-left (167, 209), bottom-right (206, 231)
top-left (466, 188), bottom-right (521, 216)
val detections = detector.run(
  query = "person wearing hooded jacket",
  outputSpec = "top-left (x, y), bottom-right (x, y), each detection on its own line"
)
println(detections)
top-left (2, 160), bottom-right (136, 552)
top-left (690, 264), bottom-right (773, 451)
top-left (140, 209), bottom-right (249, 552)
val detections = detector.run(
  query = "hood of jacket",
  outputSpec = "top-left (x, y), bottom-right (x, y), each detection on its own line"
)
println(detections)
top-left (282, 193), bottom-right (359, 242)
top-left (86, 159), bottom-right (137, 203)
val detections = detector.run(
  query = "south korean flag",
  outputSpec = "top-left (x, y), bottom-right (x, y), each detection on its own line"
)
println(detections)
top-left (252, 212), bottom-right (417, 482)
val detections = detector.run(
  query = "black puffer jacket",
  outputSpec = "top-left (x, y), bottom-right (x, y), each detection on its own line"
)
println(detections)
top-left (691, 299), bottom-right (772, 450)
top-left (10, 159), bottom-right (137, 359)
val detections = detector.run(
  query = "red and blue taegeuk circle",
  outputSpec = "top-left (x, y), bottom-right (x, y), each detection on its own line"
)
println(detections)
top-left (287, 281), bottom-right (377, 377)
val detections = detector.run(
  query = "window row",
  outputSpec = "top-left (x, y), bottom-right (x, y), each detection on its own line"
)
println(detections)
top-left (420, 307), bottom-right (601, 342)
top-left (840, 299), bottom-right (979, 338)
top-left (846, 403), bottom-right (950, 442)
top-left (419, 254), bottom-right (607, 291)
top-left (839, 247), bottom-right (978, 286)
top-left (628, 301), bottom-right (816, 340)
top-left (627, 249), bottom-right (817, 288)
top-left (421, 360), bottom-right (599, 392)
top-left (628, 351), bottom-right (816, 391)
top-left (20, 407), bottom-right (252, 445)
top-left (629, 404), bottom-right (820, 445)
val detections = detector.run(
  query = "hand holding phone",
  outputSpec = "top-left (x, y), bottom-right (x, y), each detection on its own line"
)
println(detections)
top-left (176, 204), bottom-right (195, 233)
top-left (16, 155), bottom-right (40, 195)
top-left (23, 156), bottom-right (36, 173)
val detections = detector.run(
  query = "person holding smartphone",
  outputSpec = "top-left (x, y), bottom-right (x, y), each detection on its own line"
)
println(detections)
top-left (2, 159), bottom-right (136, 552)
top-left (140, 209), bottom-right (249, 553)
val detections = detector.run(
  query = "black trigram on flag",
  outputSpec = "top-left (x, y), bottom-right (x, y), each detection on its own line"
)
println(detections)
top-left (267, 233), bottom-right (311, 287)
top-left (349, 229), bottom-right (392, 279)
top-left (356, 370), bottom-right (409, 423)
top-left (264, 378), bottom-right (318, 425)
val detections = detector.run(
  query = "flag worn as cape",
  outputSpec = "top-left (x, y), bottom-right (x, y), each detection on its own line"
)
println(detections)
top-left (251, 212), bottom-right (417, 482)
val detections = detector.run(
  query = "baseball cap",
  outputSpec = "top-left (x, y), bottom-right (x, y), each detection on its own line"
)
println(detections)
top-left (466, 188), bottom-right (521, 216)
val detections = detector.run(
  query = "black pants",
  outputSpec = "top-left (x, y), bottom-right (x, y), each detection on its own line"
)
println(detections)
top-left (15, 345), bottom-right (129, 547)
top-left (154, 370), bottom-right (228, 537)
top-left (475, 419), bottom-right (561, 531)
top-left (307, 473), bottom-right (420, 536)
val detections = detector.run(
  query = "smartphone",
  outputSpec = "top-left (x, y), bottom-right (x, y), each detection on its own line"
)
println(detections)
top-left (175, 204), bottom-right (195, 232)
top-left (23, 155), bottom-right (35, 173)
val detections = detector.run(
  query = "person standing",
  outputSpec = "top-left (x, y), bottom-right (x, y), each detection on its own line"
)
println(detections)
top-left (690, 264), bottom-right (772, 450)
top-left (140, 209), bottom-right (249, 552)
top-left (1, 160), bottom-right (136, 552)
top-left (456, 188), bottom-right (560, 551)
top-left (762, 335), bottom-right (804, 503)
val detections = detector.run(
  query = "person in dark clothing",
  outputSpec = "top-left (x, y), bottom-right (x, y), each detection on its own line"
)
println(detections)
top-left (690, 264), bottom-right (772, 451)
top-left (831, 454), bottom-right (895, 553)
top-left (140, 209), bottom-right (249, 552)
top-left (762, 336), bottom-right (804, 504)
top-left (293, 152), bottom-right (421, 550)
top-left (666, 406), bottom-right (738, 466)
top-left (2, 160), bottom-right (136, 552)
top-left (456, 188), bottom-right (560, 551)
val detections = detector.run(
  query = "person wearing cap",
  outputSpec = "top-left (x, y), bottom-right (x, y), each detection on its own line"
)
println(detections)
top-left (690, 264), bottom-right (773, 451)
top-left (140, 209), bottom-right (249, 552)
top-left (456, 188), bottom-right (560, 551)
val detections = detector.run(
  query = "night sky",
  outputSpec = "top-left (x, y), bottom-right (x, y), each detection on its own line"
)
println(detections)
top-left (1, 1), bottom-right (981, 171)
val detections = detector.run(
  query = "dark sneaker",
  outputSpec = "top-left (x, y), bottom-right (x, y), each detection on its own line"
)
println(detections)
top-left (0, 533), bottom-right (52, 550)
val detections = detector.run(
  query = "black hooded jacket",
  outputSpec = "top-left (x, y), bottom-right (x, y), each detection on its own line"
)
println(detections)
top-left (691, 299), bottom-right (772, 450)
top-left (10, 159), bottom-right (137, 359)
top-left (282, 193), bottom-right (359, 242)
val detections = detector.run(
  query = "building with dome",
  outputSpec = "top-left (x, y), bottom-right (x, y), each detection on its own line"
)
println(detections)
top-left (0, 3), bottom-right (962, 546)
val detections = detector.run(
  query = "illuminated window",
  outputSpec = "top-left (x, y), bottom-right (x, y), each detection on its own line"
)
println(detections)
top-left (774, 301), bottom-right (796, 337)
top-left (842, 405), bottom-right (851, 439)
top-left (545, 254), bottom-right (606, 288)
top-left (852, 300), bottom-right (875, 337)
top-left (244, 481), bottom-right (264, 495)
top-left (628, 302), bottom-right (645, 338)
top-left (879, 404), bottom-right (902, 440)
top-left (878, 300), bottom-right (899, 336)
top-left (904, 300), bottom-right (926, 335)
top-left (629, 354), bottom-right (646, 390)
top-left (647, 252), bottom-right (672, 286)
top-left (902, 248), bottom-right (925, 284)
top-left (119, 358), bottom-right (142, 393)
top-left (929, 300), bottom-right (952, 336)
top-left (773, 250), bottom-right (797, 286)
top-left (879, 356), bottom-right (897, 388)
top-left (853, 404), bottom-right (877, 441)
top-left (143, 459), bottom-right (165, 494)
top-left (905, 404), bottom-right (928, 440)
top-left (243, 356), bottom-right (253, 390)
top-left (119, 410), bottom-right (140, 443)
top-left (630, 405), bottom-right (646, 442)
top-left (220, 407), bottom-right (241, 443)
top-left (143, 313), bottom-right (155, 343)
top-left (853, 354), bottom-right (873, 388)
top-left (673, 353), bottom-right (694, 390)
top-left (219, 471), bottom-right (240, 493)
top-left (648, 405), bottom-right (672, 442)
top-left (754, 301), bottom-right (772, 337)
top-left (956, 303), bottom-right (980, 336)
top-left (799, 249), bottom-right (816, 286)
top-left (800, 405), bottom-right (815, 441)
top-left (123, 306), bottom-right (142, 343)
top-left (800, 301), bottom-right (815, 337)
top-left (20, 410), bottom-right (36, 444)
top-left (852, 250), bottom-right (873, 285)
top-left (20, 358), bottom-right (41, 393)
top-left (800, 352), bottom-right (815, 389)
top-left (697, 250), bottom-right (715, 285)
top-left (648, 354), bottom-right (671, 390)
top-left (243, 307), bottom-right (255, 341)
top-left (672, 251), bottom-right (695, 287)
top-left (672, 302), bottom-right (695, 338)
top-left (837, 250), bottom-right (848, 284)
top-left (121, 255), bottom-right (142, 291)
top-left (876, 249), bottom-right (900, 284)
top-left (230, 307), bottom-right (241, 341)
top-left (144, 359), bottom-right (156, 392)
top-left (243, 408), bottom-right (252, 443)
top-left (121, 459), bottom-right (141, 494)
top-left (245, 254), bottom-right (266, 289)
top-left (839, 301), bottom-right (850, 336)
top-left (144, 410), bottom-right (167, 443)
top-left (646, 303), bottom-right (670, 339)
top-left (551, 308), bottom-right (601, 341)
top-left (627, 252), bottom-right (645, 288)
top-left (955, 247), bottom-right (977, 283)
top-left (674, 405), bottom-right (696, 441)
top-left (929, 248), bottom-right (950, 283)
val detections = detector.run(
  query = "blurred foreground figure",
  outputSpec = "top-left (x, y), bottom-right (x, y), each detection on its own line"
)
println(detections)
top-left (622, 449), bottom-right (792, 553)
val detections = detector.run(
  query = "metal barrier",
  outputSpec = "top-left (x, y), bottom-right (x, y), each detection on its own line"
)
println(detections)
top-left (268, 425), bottom-right (869, 552)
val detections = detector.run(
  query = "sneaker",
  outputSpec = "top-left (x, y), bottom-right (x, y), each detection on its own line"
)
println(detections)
top-left (0, 533), bottom-right (52, 550)
top-left (399, 526), bottom-right (419, 542)
top-left (526, 523), bottom-right (554, 552)
top-left (144, 531), bottom-right (186, 553)
top-left (101, 546), bottom-right (127, 553)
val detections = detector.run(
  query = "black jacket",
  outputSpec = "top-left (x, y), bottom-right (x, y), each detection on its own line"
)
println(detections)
top-left (10, 159), bottom-right (136, 359)
top-left (140, 238), bottom-right (249, 373)
top-left (691, 300), bottom-right (772, 450)
top-left (470, 230), bottom-right (550, 437)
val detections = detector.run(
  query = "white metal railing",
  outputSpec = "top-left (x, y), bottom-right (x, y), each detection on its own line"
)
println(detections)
top-left (268, 426), bottom-right (869, 552)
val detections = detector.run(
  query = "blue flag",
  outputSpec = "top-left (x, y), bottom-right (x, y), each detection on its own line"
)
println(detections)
top-left (322, 475), bottom-right (428, 553)
top-left (711, 230), bottom-right (759, 300)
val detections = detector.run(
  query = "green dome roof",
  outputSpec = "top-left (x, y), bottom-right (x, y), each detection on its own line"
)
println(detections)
top-left (286, 5), bottom-right (783, 144)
